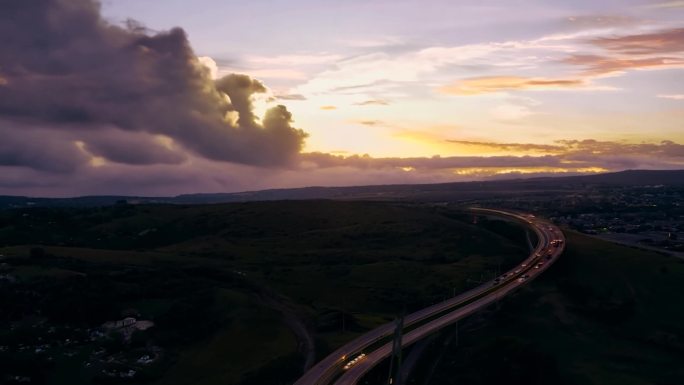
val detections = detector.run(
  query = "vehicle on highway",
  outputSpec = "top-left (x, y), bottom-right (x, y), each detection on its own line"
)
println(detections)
top-left (343, 354), bottom-right (366, 370)
top-left (293, 209), bottom-right (565, 385)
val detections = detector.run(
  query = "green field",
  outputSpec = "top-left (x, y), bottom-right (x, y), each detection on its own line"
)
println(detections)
top-left (421, 231), bottom-right (684, 385)
top-left (0, 201), bottom-right (531, 385)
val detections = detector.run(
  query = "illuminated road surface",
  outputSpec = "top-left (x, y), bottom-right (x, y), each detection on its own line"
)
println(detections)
top-left (293, 208), bottom-right (565, 385)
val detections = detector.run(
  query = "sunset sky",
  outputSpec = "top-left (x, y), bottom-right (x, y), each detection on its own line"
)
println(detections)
top-left (1, 0), bottom-right (683, 196)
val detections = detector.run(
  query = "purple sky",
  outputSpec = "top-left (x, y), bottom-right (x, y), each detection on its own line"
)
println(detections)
top-left (0, 0), bottom-right (682, 196)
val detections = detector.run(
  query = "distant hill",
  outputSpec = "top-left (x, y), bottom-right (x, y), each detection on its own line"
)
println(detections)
top-left (524, 169), bottom-right (684, 186)
top-left (1, 169), bottom-right (683, 209)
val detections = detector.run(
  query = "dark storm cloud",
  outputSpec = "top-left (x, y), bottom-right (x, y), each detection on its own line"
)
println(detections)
top-left (80, 130), bottom-right (187, 165)
top-left (0, 120), bottom-right (187, 170)
top-left (0, 0), bottom-right (307, 168)
top-left (215, 74), bottom-right (267, 129)
top-left (0, 123), bottom-right (88, 173)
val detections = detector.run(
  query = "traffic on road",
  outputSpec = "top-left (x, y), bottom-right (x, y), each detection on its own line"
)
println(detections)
top-left (294, 208), bottom-right (566, 385)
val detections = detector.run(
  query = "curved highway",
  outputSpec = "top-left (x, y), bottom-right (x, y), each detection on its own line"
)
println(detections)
top-left (294, 208), bottom-right (565, 385)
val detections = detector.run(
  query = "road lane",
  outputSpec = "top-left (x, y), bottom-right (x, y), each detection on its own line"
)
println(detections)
top-left (294, 208), bottom-right (564, 385)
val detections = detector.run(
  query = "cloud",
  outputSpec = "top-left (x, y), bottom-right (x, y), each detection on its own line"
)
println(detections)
top-left (0, 0), bottom-right (681, 196)
top-left (211, 54), bottom-right (339, 83)
top-left (0, 120), bottom-right (190, 171)
top-left (451, 138), bottom-right (684, 159)
top-left (557, 139), bottom-right (684, 158)
top-left (358, 120), bottom-right (383, 126)
top-left (301, 152), bottom-right (564, 170)
top-left (439, 76), bottom-right (586, 95)
top-left (353, 99), bottom-right (390, 106)
top-left (80, 130), bottom-right (188, 166)
top-left (244, 53), bottom-right (342, 66)
top-left (338, 36), bottom-right (404, 48)
top-left (275, 93), bottom-right (307, 101)
top-left (490, 104), bottom-right (535, 120)
top-left (296, 139), bottom-right (684, 179)
top-left (0, 123), bottom-right (89, 173)
top-left (0, 0), bottom-right (308, 170)
top-left (565, 54), bottom-right (684, 75)
top-left (198, 56), bottom-right (219, 79)
top-left (643, 1), bottom-right (684, 8)
top-left (589, 28), bottom-right (684, 55)
top-left (218, 68), bottom-right (309, 80)
top-left (2, 136), bottom-right (683, 197)
top-left (563, 15), bottom-right (640, 29)
top-left (293, 40), bottom-right (560, 97)
top-left (555, 28), bottom-right (684, 78)
top-left (432, 29), bottom-right (684, 97)
top-left (446, 140), bottom-right (564, 153)
top-left (658, 94), bottom-right (684, 99)
top-left (320, 105), bottom-right (337, 110)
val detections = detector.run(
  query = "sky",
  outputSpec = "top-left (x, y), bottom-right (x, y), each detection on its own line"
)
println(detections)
top-left (0, 0), bottom-right (683, 196)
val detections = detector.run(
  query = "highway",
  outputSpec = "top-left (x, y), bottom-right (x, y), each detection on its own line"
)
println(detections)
top-left (293, 208), bottom-right (565, 385)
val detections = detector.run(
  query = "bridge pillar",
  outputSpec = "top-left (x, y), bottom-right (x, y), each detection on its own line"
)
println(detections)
top-left (387, 316), bottom-right (404, 385)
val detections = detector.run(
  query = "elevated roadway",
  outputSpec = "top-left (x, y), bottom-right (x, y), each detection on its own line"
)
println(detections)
top-left (294, 208), bottom-right (565, 385)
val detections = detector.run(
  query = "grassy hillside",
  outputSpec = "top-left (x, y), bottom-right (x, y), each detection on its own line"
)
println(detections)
top-left (0, 201), bottom-right (530, 385)
top-left (422, 231), bottom-right (684, 385)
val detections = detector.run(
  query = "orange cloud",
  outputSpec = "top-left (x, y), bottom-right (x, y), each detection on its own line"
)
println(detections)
top-left (300, 138), bottom-right (684, 173)
top-left (590, 28), bottom-right (684, 55)
top-left (439, 76), bottom-right (585, 95)
top-left (447, 140), bottom-right (565, 153)
top-left (450, 139), bottom-right (684, 159)
top-left (320, 105), bottom-right (337, 110)
top-left (564, 54), bottom-right (684, 75)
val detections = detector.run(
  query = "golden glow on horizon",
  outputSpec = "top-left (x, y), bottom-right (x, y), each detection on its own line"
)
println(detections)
top-left (452, 166), bottom-right (609, 176)
top-left (194, 21), bottom-right (684, 178)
